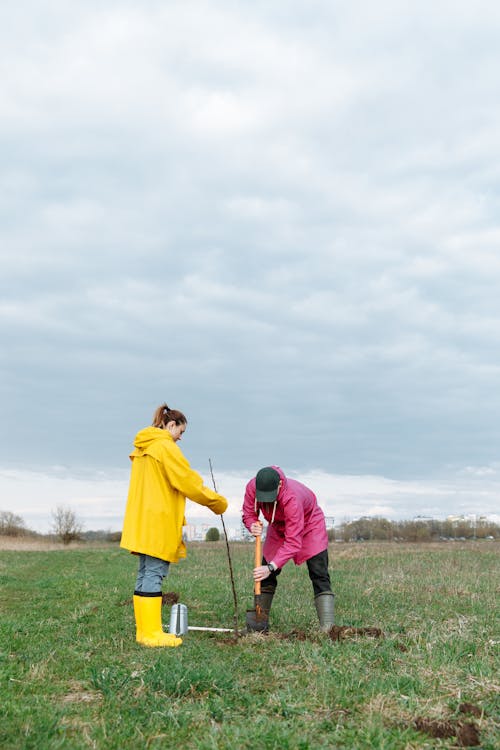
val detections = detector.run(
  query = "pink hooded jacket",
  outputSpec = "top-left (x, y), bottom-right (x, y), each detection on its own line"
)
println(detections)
top-left (242, 466), bottom-right (329, 569)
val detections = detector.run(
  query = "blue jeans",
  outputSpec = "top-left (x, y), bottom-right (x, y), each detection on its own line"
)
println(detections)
top-left (134, 554), bottom-right (170, 594)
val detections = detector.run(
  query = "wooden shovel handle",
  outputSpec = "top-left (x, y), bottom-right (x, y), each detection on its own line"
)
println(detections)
top-left (254, 534), bottom-right (261, 595)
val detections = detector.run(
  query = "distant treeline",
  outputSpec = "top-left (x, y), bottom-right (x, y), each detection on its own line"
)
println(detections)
top-left (332, 516), bottom-right (500, 542)
top-left (0, 511), bottom-right (33, 537)
top-left (0, 511), bottom-right (121, 542)
top-left (2, 509), bottom-right (499, 544)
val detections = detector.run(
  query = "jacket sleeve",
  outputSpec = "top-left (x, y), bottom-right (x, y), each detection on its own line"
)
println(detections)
top-left (165, 444), bottom-right (228, 515)
top-left (242, 480), bottom-right (259, 531)
top-left (272, 495), bottom-right (304, 569)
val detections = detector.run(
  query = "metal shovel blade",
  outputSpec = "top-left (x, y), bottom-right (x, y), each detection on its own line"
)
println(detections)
top-left (246, 600), bottom-right (269, 633)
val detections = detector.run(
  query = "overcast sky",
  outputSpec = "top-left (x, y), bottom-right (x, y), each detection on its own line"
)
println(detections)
top-left (1, 1), bottom-right (500, 532)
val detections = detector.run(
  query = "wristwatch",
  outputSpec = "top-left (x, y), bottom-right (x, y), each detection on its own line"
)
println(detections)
top-left (267, 562), bottom-right (277, 573)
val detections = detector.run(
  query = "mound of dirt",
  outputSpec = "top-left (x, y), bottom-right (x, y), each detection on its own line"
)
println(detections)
top-left (327, 625), bottom-right (384, 641)
top-left (245, 626), bottom-right (384, 642)
top-left (161, 592), bottom-right (180, 605)
top-left (459, 702), bottom-right (482, 718)
top-left (414, 717), bottom-right (480, 747)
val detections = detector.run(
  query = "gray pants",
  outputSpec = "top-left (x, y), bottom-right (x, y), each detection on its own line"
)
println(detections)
top-left (134, 554), bottom-right (170, 594)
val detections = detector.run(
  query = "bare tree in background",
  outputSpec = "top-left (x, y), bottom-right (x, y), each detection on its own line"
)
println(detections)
top-left (0, 511), bottom-right (27, 536)
top-left (51, 506), bottom-right (83, 545)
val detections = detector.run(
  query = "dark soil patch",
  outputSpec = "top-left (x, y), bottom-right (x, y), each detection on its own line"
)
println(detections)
top-left (457, 723), bottom-right (481, 747)
top-left (327, 625), bottom-right (384, 641)
top-left (161, 591), bottom-right (180, 606)
top-left (243, 626), bottom-right (384, 643)
top-left (414, 717), bottom-right (480, 747)
top-left (276, 629), bottom-right (309, 641)
top-left (459, 703), bottom-right (482, 718)
top-left (218, 634), bottom-right (245, 645)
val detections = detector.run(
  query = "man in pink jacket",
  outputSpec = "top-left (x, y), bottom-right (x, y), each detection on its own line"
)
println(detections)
top-left (242, 466), bottom-right (335, 631)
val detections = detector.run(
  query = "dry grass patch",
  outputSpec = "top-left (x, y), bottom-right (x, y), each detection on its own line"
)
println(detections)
top-left (0, 537), bottom-right (89, 551)
top-left (61, 691), bottom-right (102, 705)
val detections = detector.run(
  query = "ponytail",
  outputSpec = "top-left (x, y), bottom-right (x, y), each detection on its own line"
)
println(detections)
top-left (152, 403), bottom-right (187, 429)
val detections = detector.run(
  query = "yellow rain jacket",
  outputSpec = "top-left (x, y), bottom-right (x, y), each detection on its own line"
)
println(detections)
top-left (120, 427), bottom-right (227, 562)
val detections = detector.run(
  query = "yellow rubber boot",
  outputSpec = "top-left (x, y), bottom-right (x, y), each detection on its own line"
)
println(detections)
top-left (137, 594), bottom-right (182, 648)
top-left (133, 593), bottom-right (143, 643)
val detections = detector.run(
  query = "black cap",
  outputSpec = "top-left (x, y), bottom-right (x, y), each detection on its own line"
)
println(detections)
top-left (255, 467), bottom-right (281, 503)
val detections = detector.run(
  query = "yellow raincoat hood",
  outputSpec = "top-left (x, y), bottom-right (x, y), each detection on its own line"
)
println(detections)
top-left (120, 427), bottom-right (227, 562)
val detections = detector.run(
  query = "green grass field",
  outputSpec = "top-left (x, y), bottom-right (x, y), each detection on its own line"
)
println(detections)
top-left (1, 540), bottom-right (499, 749)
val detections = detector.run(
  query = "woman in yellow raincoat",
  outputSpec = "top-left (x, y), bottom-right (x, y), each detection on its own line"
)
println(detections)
top-left (121, 403), bottom-right (228, 648)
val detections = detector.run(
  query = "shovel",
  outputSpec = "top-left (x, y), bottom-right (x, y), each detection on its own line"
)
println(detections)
top-left (245, 533), bottom-right (269, 632)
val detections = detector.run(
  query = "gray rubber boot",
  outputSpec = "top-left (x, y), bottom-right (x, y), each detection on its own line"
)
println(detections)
top-left (314, 592), bottom-right (335, 632)
top-left (260, 588), bottom-right (275, 616)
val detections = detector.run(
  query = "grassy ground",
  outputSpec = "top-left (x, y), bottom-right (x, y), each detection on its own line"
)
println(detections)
top-left (1, 540), bottom-right (499, 749)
